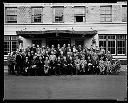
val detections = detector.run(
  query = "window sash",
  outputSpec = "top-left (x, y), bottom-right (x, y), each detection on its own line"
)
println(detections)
top-left (99, 35), bottom-right (127, 55)
top-left (4, 41), bottom-right (10, 55)
top-left (100, 6), bottom-right (112, 22)
top-left (75, 16), bottom-right (84, 22)
top-left (74, 7), bottom-right (85, 15)
top-left (53, 7), bottom-right (64, 22)
top-left (53, 7), bottom-right (64, 17)
top-left (117, 40), bottom-right (126, 55)
top-left (122, 6), bottom-right (127, 22)
top-left (11, 41), bottom-right (18, 52)
top-left (100, 14), bottom-right (112, 22)
top-left (6, 7), bottom-right (17, 15)
top-left (31, 7), bottom-right (42, 23)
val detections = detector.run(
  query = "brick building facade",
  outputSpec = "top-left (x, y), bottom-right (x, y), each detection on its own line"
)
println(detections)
top-left (4, 2), bottom-right (127, 64)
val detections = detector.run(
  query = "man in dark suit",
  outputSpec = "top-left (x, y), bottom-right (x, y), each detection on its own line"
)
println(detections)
top-left (30, 44), bottom-right (36, 54)
top-left (15, 52), bottom-right (22, 75)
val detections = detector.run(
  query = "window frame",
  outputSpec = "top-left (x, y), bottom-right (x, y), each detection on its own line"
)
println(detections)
top-left (31, 7), bottom-right (43, 23)
top-left (4, 36), bottom-right (18, 56)
top-left (100, 5), bottom-right (112, 22)
top-left (99, 35), bottom-right (107, 53)
top-left (5, 7), bottom-right (17, 23)
top-left (122, 5), bottom-right (127, 22)
top-left (99, 34), bottom-right (127, 56)
top-left (116, 35), bottom-right (126, 55)
top-left (74, 6), bottom-right (86, 23)
top-left (52, 6), bottom-right (64, 23)
top-left (107, 36), bottom-right (116, 55)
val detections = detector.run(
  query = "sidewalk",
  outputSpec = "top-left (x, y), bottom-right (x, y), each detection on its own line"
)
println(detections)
top-left (4, 65), bottom-right (127, 73)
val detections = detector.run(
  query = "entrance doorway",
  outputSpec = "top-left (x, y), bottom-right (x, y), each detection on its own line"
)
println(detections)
top-left (75, 39), bottom-right (84, 48)
top-left (47, 38), bottom-right (71, 48)
top-left (32, 40), bottom-right (42, 47)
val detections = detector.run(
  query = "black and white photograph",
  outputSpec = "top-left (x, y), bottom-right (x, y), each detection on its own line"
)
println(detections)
top-left (4, 1), bottom-right (127, 101)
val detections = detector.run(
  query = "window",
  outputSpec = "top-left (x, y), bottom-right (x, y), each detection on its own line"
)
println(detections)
top-left (11, 36), bottom-right (18, 52)
top-left (122, 5), bottom-right (127, 22)
top-left (99, 34), bottom-right (127, 55)
top-left (74, 7), bottom-right (85, 22)
top-left (117, 35), bottom-right (126, 54)
top-left (53, 7), bottom-right (64, 23)
top-left (99, 35), bottom-right (107, 52)
top-left (108, 40), bottom-right (116, 54)
top-left (100, 6), bottom-right (112, 22)
top-left (4, 36), bottom-right (18, 55)
top-left (11, 41), bottom-right (18, 52)
top-left (4, 36), bottom-right (10, 55)
top-left (5, 7), bottom-right (17, 23)
top-left (4, 41), bottom-right (10, 55)
top-left (31, 7), bottom-right (43, 23)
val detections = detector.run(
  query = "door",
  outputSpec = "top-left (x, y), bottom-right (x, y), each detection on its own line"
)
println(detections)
top-left (47, 38), bottom-right (71, 48)
top-left (32, 40), bottom-right (42, 47)
top-left (75, 39), bottom-right (84, 48)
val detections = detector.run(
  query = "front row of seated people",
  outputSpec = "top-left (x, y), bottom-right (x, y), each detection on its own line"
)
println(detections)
top-left (7, 44), bottom-right (121, 76)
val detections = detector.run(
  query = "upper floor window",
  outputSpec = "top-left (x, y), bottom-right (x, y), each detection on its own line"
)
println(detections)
top-left (53, 7), bottom-right (64, 23)
top-left (31, 7), bottom-right (43, 23)
top-left (122, 5), bottom-right (127, 22)
top-left (100, 5), bottom-right (112, 22)
top-left (74, 6), bottom-right (85, 22)
top-left (5, 7), bottom-right (17, 23)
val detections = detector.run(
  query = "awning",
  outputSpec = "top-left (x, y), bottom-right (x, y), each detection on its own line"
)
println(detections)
top-left (16, 30), bottom-right (97, 35)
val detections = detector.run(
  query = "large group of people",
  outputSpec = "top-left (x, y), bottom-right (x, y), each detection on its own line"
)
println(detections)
top-left (7, 43), bottom-right (121, 76)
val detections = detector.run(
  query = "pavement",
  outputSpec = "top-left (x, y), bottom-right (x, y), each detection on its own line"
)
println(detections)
top-left (4, 75), bottom-right (127, 101)
top-left (4, 65), bottom-right (127, 101)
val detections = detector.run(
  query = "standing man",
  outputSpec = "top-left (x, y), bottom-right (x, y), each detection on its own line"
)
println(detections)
top-left (30, 44), bottom-right (36, 54)
top-left (15, 52), bottom-right (22, 75)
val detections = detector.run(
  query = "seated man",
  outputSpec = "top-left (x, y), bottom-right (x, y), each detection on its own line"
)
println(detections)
top-left (74, 56), bottom-right (81, 75)
top-left (98, 56), bottom-right (105, 75)
top-left (62, 56), bottom-right (68, 75)
top-left (112, 58), bottom-right (121, 74)
top-left (80, 56), bottom-right (87, 75)
top-left (49, 51), bottom-right (57, 75)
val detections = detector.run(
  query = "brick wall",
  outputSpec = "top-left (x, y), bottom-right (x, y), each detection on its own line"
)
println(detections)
top-left (17, 6), bottom-right (31, 23)
top-left (43, 6), bottom-right (53, 23)
top-left (64, 6), bottom-right (74, 23)
top-left (112, 5), bottom-right (122, 22)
